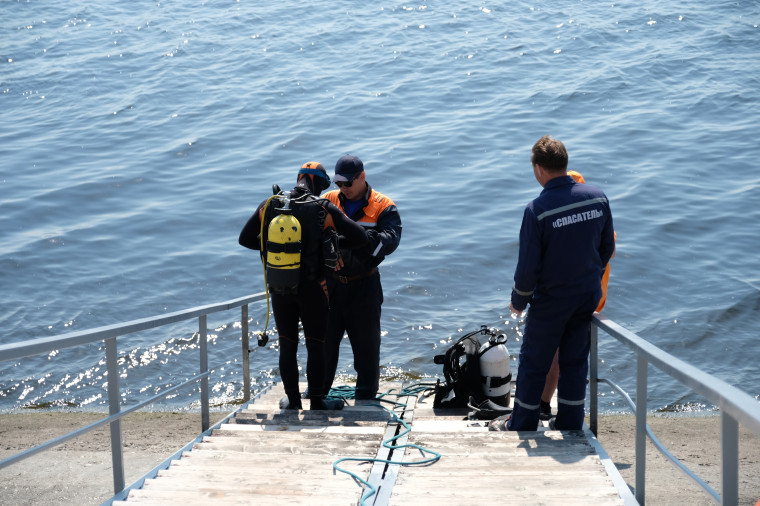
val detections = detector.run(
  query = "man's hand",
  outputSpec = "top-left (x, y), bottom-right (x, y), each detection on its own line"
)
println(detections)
top-left (509, 303), bottom-right (523, 317)
top-left (367, 228), bottom-right (380, 246)
top-left (333, 253), bottom-right (344, 271)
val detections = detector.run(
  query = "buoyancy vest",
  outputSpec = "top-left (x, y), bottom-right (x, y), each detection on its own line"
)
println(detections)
top-left (433, 330), bottom-right (482, 409)
top-left (261, 190), bottom-right (334, 293)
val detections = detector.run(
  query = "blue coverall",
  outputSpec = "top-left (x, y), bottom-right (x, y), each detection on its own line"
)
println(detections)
top-left (508, 175), bottom-right (615, 430)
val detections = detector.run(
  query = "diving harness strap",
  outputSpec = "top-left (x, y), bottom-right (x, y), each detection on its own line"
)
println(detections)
top-left (256, 193), bottom-right (279, 348)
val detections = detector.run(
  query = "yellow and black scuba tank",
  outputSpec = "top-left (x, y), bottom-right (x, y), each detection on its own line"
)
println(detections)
top-left (265, 195), bottom-right (302, 294)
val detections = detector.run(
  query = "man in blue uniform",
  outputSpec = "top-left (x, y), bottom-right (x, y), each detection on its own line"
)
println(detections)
top-left (506, 136), bottom-right (615, 431)
top-left (322, 155), bottom-right (402, 400)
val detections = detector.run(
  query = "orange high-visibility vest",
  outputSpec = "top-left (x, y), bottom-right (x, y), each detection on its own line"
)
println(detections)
top-left (323, 189), bottom-right (395, 227)
top-left (569, 171), bottom-right (616, 312)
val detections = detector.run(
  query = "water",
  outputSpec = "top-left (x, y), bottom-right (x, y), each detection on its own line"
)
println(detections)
top-left (1, 0), bottom-right (759, 414)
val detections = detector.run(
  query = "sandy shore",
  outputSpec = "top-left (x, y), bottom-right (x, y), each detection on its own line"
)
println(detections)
top-left (1, 411), bottom-right (759, 505)
top-left (592, 414), bottom-right (760, 506)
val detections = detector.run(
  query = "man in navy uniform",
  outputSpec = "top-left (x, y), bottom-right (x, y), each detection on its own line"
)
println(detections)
top-left (322, 155), bottom-right (402, 400)
top-left (506, 136), bottom-right (615, 431)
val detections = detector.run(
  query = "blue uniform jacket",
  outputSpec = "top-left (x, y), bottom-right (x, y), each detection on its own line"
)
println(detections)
top-left (323, 184), bottom-right (402, 276)
top-left (511, 175), bottom-right (615, 311)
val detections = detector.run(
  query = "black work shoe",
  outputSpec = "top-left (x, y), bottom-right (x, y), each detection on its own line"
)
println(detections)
top-left (488, 414), bottom-right (511, 432)
top-left (539, 400), bottom-right (553, 420)
top-left (310, 396), bottom-right (344, 411)
top-left (279, 395), bottom-right (302, 410)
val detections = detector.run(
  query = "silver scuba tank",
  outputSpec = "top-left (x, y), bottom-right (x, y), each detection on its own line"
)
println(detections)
top-left (478, 333), bottom-right (512, 407)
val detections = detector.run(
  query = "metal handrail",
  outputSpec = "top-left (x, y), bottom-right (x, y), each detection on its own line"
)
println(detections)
top-left (589, 313), bottom-right (760, 506)
top-left (3, 297), bottom-right (759, 503)
top-left (0, 292), bottom-right (267, 495)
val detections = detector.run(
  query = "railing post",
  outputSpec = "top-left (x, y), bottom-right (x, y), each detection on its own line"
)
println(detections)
top-left (242, 304), bottom-right (250, 402)
top-left (635, 355), bottom-right (648, 505)
top-left (105, 337), bottom-right (125, 493)
top-left (199, 315), bottom-right (209, 432)
top-left (589, 322), bottom-right (599, 436)
top-left (720, 412), bottom-right (739, 505)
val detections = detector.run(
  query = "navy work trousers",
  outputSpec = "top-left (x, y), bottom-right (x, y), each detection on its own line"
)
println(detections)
top-left (508, 287), bottom-right (601, 431)
top-left (324, 272), bottom-right (383, 400)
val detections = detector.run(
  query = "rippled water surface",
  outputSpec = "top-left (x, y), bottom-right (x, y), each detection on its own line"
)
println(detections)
top-left (1, 1), bottom-right (759, 413)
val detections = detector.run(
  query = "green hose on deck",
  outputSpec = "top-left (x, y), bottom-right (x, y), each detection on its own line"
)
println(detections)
top-left (330, 383), bottom-right (441, 506)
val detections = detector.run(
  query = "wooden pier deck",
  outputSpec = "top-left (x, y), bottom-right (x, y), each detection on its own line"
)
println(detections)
top-left (112, 382), bottom-right (628, 505)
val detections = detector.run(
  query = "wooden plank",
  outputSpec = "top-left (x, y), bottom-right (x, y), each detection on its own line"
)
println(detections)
top-left (407, 420), bottom-right (493, 432)
top-left (208, 430), bottom-right (381, 441)
top-left (216, 422), bottom-right (386, 434)
top-left (410, 408), bottom-right (472, 418)
top-left (191, 439), bottom-right (379, 455)
top-left (231, 416), bottom-right (388, 426)
top-left (408, 434), bottom-right (596, 447)
top-left (407, 430), bottom-right (585, 441)
top-left (407, 446), bottom-right (597, 458)
top-left (154, 466), bottom-right (363, 481)
top-left (398, 453), bottom-right (601, 468)
top-left (391, 492), bottom-right (623, 505)
top-left (141, 475), bottom-right (359, 493)
top-left (200, 433), bottom-right (380, 445)
top-left (406, 438), bottom-right (591, 449)
top-left (239, 404), bottom-right (389, 413)
top-left (394, 473), bottom-right (614, 486)
top-left (165, 456), bottom-right (369, 473)
top-left (170, 451), bottom-right (374, 467)
top-left (119, 488), bottom-right (360, 505)
top-left (391, 487), bottom-right (623, 501)
top-left (397, 467), bottom-right (611, 478)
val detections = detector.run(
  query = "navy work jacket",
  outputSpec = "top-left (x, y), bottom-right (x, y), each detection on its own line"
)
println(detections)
top-left (323, 184), bottom-right (402, 277)
top-left (511, 175), bottom-right (615, 311)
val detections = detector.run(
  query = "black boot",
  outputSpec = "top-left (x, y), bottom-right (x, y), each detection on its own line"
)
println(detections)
top-left (539, 400), bottom-right (553, 420)
top-left (278, 337), bottom-right (301, 410)
top-left (310, 396), bottom-right (343, 411)
top-left (279, 394), bottom-right (302, 410)
top-left (304, 338), bottom-right (341, 410)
